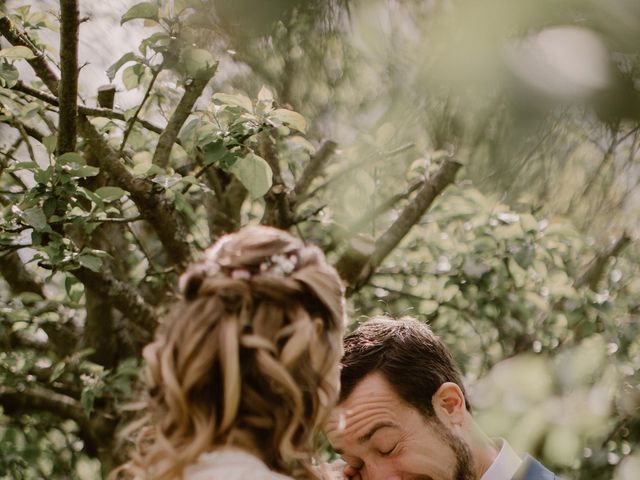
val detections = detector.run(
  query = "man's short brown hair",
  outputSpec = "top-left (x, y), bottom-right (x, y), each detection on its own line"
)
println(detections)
top-left (339, 316), bottom-right (471, 416)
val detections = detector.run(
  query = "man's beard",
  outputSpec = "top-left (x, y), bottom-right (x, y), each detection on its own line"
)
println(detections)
top-left (429, 417), bottom-right (478, 480)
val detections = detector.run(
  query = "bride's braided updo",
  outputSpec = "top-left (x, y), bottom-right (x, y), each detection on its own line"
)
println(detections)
top-left (117, 226), bottom-right (345, 480)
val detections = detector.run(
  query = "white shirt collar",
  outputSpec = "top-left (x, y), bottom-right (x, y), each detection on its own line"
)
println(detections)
top-left (480, 439), bottom-right (523, 480)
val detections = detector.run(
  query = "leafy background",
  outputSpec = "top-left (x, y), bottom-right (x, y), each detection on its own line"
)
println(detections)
top-left (0, 0), bottom-right (639, 478)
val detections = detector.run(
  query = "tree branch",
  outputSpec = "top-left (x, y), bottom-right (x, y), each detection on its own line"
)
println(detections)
top-left (152, 70), bottom-right (216, 168)
top-left (78, 117), bottom-right (192, 268)
top-left (0, 385), bottom-right (112, 455)
top-left (9, 81), bottom-right (165, 135)
top-left (57, 0), bottom-right (79, 155)
top-left (0, 19), bottom-right (191, 271)
top-left (205, 169), bottom-right (247, 239)
top-left (0, 251), bottom-right (43, 295)
top-left (293, 140), bottom-right (337, 196)
top-left (0, 252), bottom-right (80, 356)
top-left (337, 159), bottom-right (462, 292)
top-left (0, 16), bottom-right (60, 94)
top-left (347, 180), bottom-right (423, 240)
top-left (72, 266), bottom-right (156, 338)
top-left (576, 233), bottom-right (632, 291)
top-left (0, 109), bottom-right (46, 143)
top-left (259, 130), bottom-right (295, 228)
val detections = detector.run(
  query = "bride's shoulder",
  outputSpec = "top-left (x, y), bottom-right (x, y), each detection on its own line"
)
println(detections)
top-left (184, 448), bottom-right (293, 480)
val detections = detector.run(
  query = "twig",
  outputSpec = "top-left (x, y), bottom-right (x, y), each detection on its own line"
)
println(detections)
top-left (0, 108), bottom-right (46, 143)
top-left (578, 127), bottom-right (619, 201)
top-left (16, 123), bottom-right (36, 162)
top-left (119, 66), bottom-right (162, 152)
top-left (292, 204), bottom-right (327, 225)
top-left (91, 215), bottom-right (144, 224)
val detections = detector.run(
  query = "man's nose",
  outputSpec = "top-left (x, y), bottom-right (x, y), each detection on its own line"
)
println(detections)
top-left (362, 461), bottom-right (401, 480)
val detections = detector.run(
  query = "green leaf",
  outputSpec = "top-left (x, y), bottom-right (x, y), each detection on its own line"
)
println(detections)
top-left (20, 102), bottom-right (41, 118)
top-left (43, 135), bottom-right (57, 154)
top-left (173, 191), bottom-right (196, 220)
top-left (213, 92), bottom-right (253, 113)
top-left (151, 174), bottom-right (182, 189)
top-left (34, 167), bottom-right (51, 184)
top-left (65, 275), bottom-right (84, 302)
top-left (57, 152), bottom-right (85, 165)
top-left (141, 32), bottom-right (172, 55)
top-left (229, 152), bottom-right (273, 199)
top-left (508, 257), bottom-right (527, 288)
top-left (120, 2), bottom-right (159, 25)
top-left (20, 207), bottom-right (48, 231)
top-left (269, 108), bottom-right (307, 133)
top-left (0, 46), bottom-right (35, 60)
top-left (94, 186), bottom-right (127, 203)
top-left (43, 197), bottom-right (57, 217)
top-left (77, 254), bottom-right (103, 272)
top-left (257, 85), bottom-right (274, 105)
top-left (9, 161), bottom-right (39, 172)
top-left (420, 299), bottom-right (439, 315)
top-left (49, 362), bottom-right (66, 382)
top-left (68, 165), bottom-right (100, 178)
top-left (77, 187), bottom-right (104, 209)
top-left (115, 358), bottom-right (140, 377)
top-left (181, 47), bottom-right (216, 78)
top-left (18, 291), bottom-right (43, 305)
top-left (122, 63), bottom-right (146, 90)
top-left (81, 388), bottom-right (96, 415)
top-left (0, 63), bottom-right (19, 88)
top-left (203, 140), bottom-right (236, 168)
top-left (106, 52), bottom-right (140, 82)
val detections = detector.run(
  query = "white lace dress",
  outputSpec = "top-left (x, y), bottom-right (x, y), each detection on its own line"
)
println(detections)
top-left (184, 448), bottom-right (293, 480)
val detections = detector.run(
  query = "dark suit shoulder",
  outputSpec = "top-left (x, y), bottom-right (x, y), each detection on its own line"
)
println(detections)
top-left (513, 455), bottom-right (560, 480)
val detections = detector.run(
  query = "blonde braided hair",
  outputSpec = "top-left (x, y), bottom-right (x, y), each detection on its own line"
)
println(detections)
top-left (112, 226), bottom-right (345, 480)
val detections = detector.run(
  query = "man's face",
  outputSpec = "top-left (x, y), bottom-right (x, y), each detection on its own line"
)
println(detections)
top-left (326, 373), bottom-right (476, 480)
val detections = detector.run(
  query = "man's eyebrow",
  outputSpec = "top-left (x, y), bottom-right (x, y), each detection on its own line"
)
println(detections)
top-left (358, 421), bottom-right (398, 443)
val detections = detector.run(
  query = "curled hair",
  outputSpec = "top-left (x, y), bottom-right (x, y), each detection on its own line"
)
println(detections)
top-left (113, 226), bottom-right (345, 480)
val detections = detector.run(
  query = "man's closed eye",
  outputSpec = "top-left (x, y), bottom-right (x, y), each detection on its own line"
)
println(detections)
top-left (378, 444), bottom-right (398, 456)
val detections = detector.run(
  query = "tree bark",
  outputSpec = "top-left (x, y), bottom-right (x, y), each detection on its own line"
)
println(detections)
top-left (57, 0), bottom-right (79, 154)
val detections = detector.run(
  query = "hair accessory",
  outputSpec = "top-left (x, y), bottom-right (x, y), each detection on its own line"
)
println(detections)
top-left (260, 254), bottom-right (298, 277)
top-left (230, 269), bottom-right (251, 280)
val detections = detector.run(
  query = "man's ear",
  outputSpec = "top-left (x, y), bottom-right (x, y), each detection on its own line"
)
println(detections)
top-left (432, 382), bottom-right (466, 426)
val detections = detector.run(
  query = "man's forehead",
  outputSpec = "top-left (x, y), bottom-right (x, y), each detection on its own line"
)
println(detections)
top-left (327, 373), bottom-right (400, 439)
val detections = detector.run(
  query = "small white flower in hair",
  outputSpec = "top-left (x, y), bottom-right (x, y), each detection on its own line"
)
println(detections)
top-left (267, 253), bottom-right (297, 277)
top-left (230, 269), bottom-right (251, 280)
